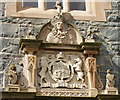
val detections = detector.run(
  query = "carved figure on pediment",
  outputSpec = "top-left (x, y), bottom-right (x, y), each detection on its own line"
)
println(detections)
top-left (73, 58), bottom-right (84, 83)
top-left (106, 69), bottom-right (115, 88)
top-left (8, 64), bottom-right (18, 85)
top-left (46, 2), bottom-right (74, 44)
top-left (85, 25), bottom-right (95, 42)
top-left (46, 17), bottom-right (73, 44)
top-left (38, 56), bottom-right (49, 84)
top-left (26, 24), bottom-right (36, 39)
top-left (55, 1), bottom-right (62, 15)
top-left (48, 52), bottom-right (74, 83)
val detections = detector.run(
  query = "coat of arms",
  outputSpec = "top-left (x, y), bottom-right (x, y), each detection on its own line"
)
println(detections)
top-left (48, 52), bottom-right (74, 84)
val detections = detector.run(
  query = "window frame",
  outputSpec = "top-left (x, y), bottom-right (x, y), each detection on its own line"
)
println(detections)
top-left (6, 0), bottom-right (111, 21)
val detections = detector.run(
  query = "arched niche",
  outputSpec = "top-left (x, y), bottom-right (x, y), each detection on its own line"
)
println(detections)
top-left (37, 22), bottom-right (83, 44)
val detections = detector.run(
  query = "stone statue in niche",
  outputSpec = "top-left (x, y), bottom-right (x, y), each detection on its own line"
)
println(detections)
top-left (73, 58), bottom-right (84, 83)
top-left (85, 25), bottom-right (95, 42)
top-left (46, 2), bottom-right (73, 44)
top-left (8, 64), bottom-right (18, 85)
top-left (38, 55), bottom-right (48, 84)
top-left (106, 69), bottom-right (115, 88)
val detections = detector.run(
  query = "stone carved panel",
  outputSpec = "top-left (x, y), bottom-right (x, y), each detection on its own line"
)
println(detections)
top-left (37, 52), bottom-right (87, 89)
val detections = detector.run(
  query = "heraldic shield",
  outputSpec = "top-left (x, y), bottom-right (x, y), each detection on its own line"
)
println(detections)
top-left (48, 52), bottom-right (74, 85)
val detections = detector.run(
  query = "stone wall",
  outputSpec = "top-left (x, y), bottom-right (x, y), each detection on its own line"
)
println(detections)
top-left (0, 1), bottom-right (120, 92)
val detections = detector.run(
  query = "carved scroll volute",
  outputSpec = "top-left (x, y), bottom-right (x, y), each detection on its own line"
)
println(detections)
top-left (24, 54), bottom-right (36, 88)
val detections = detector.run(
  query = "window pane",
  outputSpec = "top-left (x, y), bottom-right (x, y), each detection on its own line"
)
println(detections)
top-left (23, 0), bottom-right (38, 7)
top-left (46, 0), bottom-right (62, 9)
top-left (70, 0), bottom-right (86, 11)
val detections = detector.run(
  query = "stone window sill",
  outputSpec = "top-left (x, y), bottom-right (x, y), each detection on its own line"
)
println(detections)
top-left (6, 1), bottom-right (112, 21)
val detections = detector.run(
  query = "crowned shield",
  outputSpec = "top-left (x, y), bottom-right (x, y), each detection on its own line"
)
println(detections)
top-left (48, 52), bottom-right (74, 83)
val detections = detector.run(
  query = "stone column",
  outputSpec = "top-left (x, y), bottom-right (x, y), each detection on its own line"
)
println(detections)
top-left (85, 56), bottom-right (96, 89)
top-left (85, 56), bottom-right (98, 97)
top-left (22, 48), bottom-right (38, 92)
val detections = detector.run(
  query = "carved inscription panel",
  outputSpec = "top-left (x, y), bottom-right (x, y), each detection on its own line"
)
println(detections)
top-left (37, 51), bottom-right (87, 89)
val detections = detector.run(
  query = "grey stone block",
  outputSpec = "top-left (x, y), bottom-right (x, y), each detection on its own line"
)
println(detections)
top-left (107, 14), bottom-right (120, 22)
top-left (100, 27), bottom-right (119, 42)
top-left (96, 55), bottom-right (113, 67)
top-left (0, 10), bottom-right (4, 17)
top-left (0, 38), bottom-right (19, 54)
top-left (0, 23), bottom-right (18, 37)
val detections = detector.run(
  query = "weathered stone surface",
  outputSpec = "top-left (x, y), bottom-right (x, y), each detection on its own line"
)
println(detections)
top-left (107, 14), bottom-right (120, 22)
top-left (0, 24), bottom-right (18, 37)
top-left (0, 38), bottom-right (19, 54)
top-left (99, 27), bottom-right (119, 42)
top-left (0, 1), bottom-right (120, 93)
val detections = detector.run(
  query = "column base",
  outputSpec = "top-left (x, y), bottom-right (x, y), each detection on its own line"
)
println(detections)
top-left (6, 84), bottom-right (20, 92)
top-left (89, 88), bottom-right (98, 97)
top-left (105, 88), bottom-right (118, 94)
top-left (28, 87), bottom-right (36, 92)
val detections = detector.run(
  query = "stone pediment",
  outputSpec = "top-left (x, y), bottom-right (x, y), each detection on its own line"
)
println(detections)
top-left (37, 22), bottom-right (83, 44)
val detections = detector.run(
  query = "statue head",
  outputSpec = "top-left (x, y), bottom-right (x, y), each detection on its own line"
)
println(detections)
top-left (51, 14), bottom-right (64, 27)
top-left (107, 69), bottom-right (111, 74)
top-left (56, 21), bottom-right (63, 30)
top-left (55, 1), bottom-right (62, 7)
top-left (9, 64), bottom-right (16, 71)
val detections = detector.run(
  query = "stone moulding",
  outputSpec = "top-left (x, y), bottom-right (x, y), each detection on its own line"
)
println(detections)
top-left (19, 39), bottom-right (102, 97)
top-left (19, 39), bottom-right (102, 53)
top-left (37, 89), bottom-right (89, 97)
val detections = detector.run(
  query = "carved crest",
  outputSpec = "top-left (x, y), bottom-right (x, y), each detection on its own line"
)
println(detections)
top-left (48, 52), bottom-right (74, 84)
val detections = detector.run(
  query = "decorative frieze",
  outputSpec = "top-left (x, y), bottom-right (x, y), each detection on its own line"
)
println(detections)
top-left (37, 89), bottom-right (89, 97)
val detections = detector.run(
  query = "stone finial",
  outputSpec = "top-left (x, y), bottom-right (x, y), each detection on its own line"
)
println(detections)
top-left (8, 64), bottom-right (18, 85)
top-left (106, 69), bottom-right (115, 88)
top-left (55, 1), bottom-right (62, 15)
top-left (85, 25), bottom-right (95, 42)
